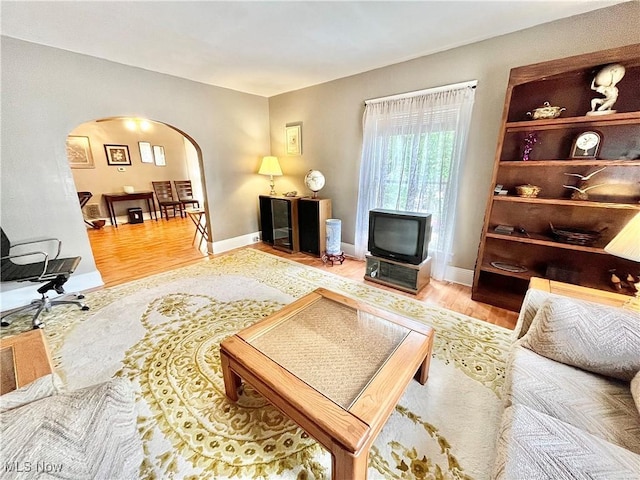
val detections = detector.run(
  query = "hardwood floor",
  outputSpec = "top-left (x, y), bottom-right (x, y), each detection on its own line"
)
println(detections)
top-left (87, 218), bottom-right (518, 329)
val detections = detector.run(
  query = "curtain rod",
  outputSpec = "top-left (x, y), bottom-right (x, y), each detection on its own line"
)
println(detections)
top-left (364, 80), bottom-right (477, 105)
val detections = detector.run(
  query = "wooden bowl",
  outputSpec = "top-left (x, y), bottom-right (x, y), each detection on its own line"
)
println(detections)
top-left (515, 184), bottom-right (541, 198)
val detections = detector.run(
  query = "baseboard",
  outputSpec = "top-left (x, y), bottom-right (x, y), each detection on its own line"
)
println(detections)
top-left (0, 271), bottom-right (104, 311)
top-left (212, 232), bottom-right (261, 254)
top-left (444, 266), bottom-right (474, 286)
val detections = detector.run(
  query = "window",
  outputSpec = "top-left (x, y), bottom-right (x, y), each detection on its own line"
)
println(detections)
top-left (354, 82), bottom-right (476, 280)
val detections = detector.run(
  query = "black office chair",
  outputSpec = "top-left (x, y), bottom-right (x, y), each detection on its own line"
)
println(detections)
top-left (1, 228), bottom-right (89, 329)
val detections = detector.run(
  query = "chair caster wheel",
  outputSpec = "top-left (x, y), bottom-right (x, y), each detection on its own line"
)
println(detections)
top-left (33, 324), bottom-right (44, 330)
top-left (77, 294), bottom-right (85, 300)
top-left (81, 306), bottom-right (90, 311)
top-left (1, 321), bottom-right (10, 327)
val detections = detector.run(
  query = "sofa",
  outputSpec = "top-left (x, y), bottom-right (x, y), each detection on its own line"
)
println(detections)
top-left (0, 374), bottom-right (143, 479)
top-left (492, 287), bottom-right (640, 479)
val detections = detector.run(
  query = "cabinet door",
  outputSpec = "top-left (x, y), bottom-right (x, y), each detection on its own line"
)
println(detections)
top-left (271, 198), bottom-right (299, 252)
top-left (299, 200), bottom-right (320, 254)
top-left (259, 195), bottom-right (274, 244)
top-left (298, 198), bottom-right (332, 256)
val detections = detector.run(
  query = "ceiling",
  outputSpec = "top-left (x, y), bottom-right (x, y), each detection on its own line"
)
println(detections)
top-left (0, 1), bottom-right (624, 97)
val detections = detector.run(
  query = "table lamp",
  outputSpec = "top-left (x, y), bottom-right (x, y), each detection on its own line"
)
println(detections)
top-left (258, 156), bottom-right (282, 195)
top-left (604, 212), bottom-right (640, 311)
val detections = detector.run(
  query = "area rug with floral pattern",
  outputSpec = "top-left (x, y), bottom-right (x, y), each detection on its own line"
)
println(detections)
top-left (2, 249), bottom-right (512, 479)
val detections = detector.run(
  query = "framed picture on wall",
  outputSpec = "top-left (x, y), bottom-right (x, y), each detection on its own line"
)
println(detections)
top-left (66, 136), bottom-right (95, 169)
top-left (285, 123), bottom-right (302, 156)
top-left (104, 144), bottom-right (131, 166)
top-left (153, 145), bottom-right (166, 166)
top-left (139, 141), bottom-right (154, 163)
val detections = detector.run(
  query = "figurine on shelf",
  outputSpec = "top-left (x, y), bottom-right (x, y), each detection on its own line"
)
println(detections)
top-left (587, 63), bottom-right (626, 116)
top-left (563, 167), bottom-right (606, 200)
top-left (522, 132), bottom-right (538, 161)
top-left (610, 271), bottom-right (623, 291)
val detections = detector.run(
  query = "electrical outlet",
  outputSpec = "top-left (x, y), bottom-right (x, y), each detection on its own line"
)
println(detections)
top-left (252, 236), bottom-right (260, 242)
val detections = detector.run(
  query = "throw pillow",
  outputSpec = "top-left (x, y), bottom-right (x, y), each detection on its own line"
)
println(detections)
top-left (520, 297), bottom-right (640, 381)
top-left (0, 373), bottom-right (64, 413)
top-left (632, 371), bottom-right (640, 414)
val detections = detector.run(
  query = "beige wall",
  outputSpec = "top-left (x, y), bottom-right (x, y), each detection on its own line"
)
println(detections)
top-left (1, 2), bottom-right (639, 302)
top-left (70, 120), bottom-right (192, 219)
top-left (1, 36), bottom-right (270, 296)
top-left (268, 2), bottom-right (640, 272)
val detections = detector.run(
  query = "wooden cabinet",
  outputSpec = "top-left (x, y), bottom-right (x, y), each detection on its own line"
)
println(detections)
top-left (259, 196), bottom-right (332, 256)
top-left (298, 198), bottom-right (332, 256)
top-left (365, 255), bottom-right (431, 294)
top-left (472, 44), bottom-right (640, 312)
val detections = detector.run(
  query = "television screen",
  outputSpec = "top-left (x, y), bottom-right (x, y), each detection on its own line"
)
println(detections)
top-left (372, 216), bottom-right (420, 256)
top-left (368, 209), bottom-right (431, 265)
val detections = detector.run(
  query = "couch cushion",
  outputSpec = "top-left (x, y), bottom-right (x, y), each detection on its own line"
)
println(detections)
top-left (493, 404), bottom-right (640, 480)
top-left (0, 373), bottom-right (64, 413)
top-left (504, 344), bottom-right (640, 454)
top-left (632, 370), bottom-right (640, 414)
top-left (520, 297), bottom-right (640, 381)
top-left (0, 378), bottom-right (142, 479)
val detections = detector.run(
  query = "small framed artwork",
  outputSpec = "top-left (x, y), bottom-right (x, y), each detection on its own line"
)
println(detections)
top-left (285, 123), bottom-right (302, 156)
top-left (153, 145), bottom-right (166, 166)
top-left (139, 141), bottom-right (154, 163)
top-left (104, 144), bottom-right (131, 166)
top-left (66, 136), bottom-right (95, 169)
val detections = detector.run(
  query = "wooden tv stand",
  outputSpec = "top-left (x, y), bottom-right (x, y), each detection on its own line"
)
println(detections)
top-left (364, 255), bottom-right (431, 294)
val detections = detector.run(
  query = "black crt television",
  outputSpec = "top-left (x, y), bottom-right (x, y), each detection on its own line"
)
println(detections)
top-left (368, 209), bottom-right (431, 265)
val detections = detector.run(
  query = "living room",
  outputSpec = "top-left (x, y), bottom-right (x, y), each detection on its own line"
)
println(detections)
top-left (1, 2), bottom-right (639, 479)
top-left (1, 2), bottom-right (637, 305)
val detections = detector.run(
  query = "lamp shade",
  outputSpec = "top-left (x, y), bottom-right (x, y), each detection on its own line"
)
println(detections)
top-left (258, 156), bottom-right (282, 176)
top-left (604, 212), bottom-right (640, 262)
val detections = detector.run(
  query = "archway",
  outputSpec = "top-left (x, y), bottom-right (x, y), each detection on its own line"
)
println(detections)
top-left (66, 116), bottom-right (211, 284)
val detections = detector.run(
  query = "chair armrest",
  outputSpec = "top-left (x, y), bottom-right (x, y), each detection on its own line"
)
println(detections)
top-left (9, 237), bottom-right (62, 259)
top-left (1, 250), bottom-right (50, 279)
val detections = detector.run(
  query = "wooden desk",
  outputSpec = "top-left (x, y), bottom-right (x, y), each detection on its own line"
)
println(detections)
top-left (103, 191), bottom-right (158, 227)
top-left (0, 329), bottom-right (53, 395)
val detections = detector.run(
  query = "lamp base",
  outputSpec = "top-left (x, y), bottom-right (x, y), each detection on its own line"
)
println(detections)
top-left (269, 176), bottom-right (276, 196)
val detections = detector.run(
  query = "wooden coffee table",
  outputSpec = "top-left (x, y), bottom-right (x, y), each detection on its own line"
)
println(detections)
top-left (220, 288), bottom-right (434, 479)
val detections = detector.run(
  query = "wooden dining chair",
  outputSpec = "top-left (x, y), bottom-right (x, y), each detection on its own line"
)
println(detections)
top-left (173, 180), bottom-right (200, 210)
top-left (151, 181), bottom-right (184, 220)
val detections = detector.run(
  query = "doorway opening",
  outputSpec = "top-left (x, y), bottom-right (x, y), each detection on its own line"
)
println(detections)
top-left (66, 116), bottom-right (211, 286)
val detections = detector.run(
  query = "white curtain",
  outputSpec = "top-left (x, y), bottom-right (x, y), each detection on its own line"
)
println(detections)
top-left (354, 84), bottom-right (476, 280)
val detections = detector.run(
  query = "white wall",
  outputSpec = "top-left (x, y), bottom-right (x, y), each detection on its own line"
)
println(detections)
top-left (268, 2), bottom-right (640, 271)
top-left (0, 36), bottom-right (270, 301)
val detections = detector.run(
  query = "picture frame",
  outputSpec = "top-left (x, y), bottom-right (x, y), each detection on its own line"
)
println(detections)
top-left (104, 144), bottom-right (131, 166)
top-left (285, 123), bottom-right (302, 156)
top-left (139, 141), bottom-right (154, 163)
top-left (153, 145), bottom-right (166, 166)
top-left (66, 136), bottom-right (94, 169)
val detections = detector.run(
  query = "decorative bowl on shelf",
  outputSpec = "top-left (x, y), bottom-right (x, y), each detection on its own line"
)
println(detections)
top-left (549, 223), bottom-right (602, 246)
top-left (526, 101), bottom-right (566, 120)
top-left (515, 184), bottom-right (541, 198)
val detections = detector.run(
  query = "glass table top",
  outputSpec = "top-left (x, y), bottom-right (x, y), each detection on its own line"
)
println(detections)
top-left (248, 297), bottom-right (410, 409)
